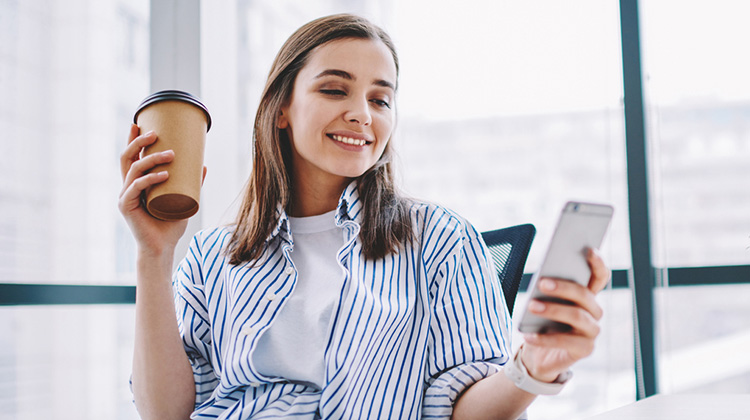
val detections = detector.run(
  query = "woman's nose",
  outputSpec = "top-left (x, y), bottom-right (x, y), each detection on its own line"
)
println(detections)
top-left (344, 96), bottom-right (372, 126)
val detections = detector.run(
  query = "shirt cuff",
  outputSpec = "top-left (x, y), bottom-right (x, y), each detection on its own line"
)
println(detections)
top-left (422, 361), bottom-right (528, 420)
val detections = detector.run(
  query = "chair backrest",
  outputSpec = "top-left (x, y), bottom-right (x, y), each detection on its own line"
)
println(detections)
top-left (481, 224), bottom-right (536, 316)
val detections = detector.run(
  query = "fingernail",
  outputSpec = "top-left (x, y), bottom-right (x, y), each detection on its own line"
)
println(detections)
top-left (529, 301), bottom-right (546, 313)
top-left (540, 279), bottom-right (556, 291)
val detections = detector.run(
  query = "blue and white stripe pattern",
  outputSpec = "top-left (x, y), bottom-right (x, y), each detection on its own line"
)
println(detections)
top-left (171, 181), bottom-right (516, 419)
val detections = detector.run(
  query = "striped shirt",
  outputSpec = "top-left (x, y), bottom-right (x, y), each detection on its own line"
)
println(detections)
top-left (172, 181), bottom-right (517, 419)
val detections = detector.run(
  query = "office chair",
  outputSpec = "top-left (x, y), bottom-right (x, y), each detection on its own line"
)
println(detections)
top-left (481, 224), bottom-right (536, 316)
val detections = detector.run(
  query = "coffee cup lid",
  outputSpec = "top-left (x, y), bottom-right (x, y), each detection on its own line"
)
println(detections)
top-left (133, 90), bottom-right (212, 132)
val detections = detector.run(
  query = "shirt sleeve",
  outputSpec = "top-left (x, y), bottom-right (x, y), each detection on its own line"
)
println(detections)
top-left (172, 232), bottom-right (220, 407)
top-left (421, 213), bottom-right (522, 419)
top-left (422, 362), bottom-right (527, 420)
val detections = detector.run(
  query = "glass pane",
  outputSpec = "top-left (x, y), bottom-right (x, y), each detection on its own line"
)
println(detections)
top-left (641, 0), bottom-right (750, 268)
top-left (0, 305), bottom-right (138, 419)
top-left (0, 0), bottom-right (150, 285)
top-left (654, 283), bottom-right (750, 394)
top-left (202, 1), bottom-right (631, 269)
top-left (393, 4), bottom-right (634, 415)
top-left (204, 0), bottom-right (631, 273)
top-left (394, 0), bottom-right (630, 272)
top-left (642, 0), bottom-right (750, 396)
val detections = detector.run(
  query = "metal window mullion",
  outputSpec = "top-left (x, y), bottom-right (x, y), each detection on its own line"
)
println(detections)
top-left (619, 0), bottom-right (658, 399)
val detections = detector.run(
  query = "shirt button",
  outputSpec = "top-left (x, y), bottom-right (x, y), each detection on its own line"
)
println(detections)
top-left (240, 326), bottom-right (253, 336)
top-left (285, 266), bottom-right (294, 276)
top-left (250, 382), bottom-right (261, 387)
top-left (265, 292), bottom-right (277, 301)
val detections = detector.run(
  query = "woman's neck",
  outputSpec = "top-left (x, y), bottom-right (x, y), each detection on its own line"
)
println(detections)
top-left (289, 173), bottom-right (351, 217)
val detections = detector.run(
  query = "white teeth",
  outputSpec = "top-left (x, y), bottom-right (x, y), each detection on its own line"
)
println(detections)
top-left (332, 135), bottom-right (366, 146)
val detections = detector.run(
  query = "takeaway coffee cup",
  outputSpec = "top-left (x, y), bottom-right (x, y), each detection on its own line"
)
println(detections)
top-left (133, 90), bottom-right (212, 220)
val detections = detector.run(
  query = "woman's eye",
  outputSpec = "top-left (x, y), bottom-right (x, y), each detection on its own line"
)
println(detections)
top-left (370, 98), bottom-right (391, 109)
top-left (320, 89), bottom-right (346, 96)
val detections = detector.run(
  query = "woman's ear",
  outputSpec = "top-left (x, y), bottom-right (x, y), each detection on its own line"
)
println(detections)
top-left (277, 109), bottom-right (289, 129)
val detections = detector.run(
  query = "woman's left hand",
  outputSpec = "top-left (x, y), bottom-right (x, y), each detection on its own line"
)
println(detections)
top-left (520, 248), bottom-right (610, 382)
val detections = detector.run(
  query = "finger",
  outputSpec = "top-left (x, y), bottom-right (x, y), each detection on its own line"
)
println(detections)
top-left (524, 332), bottom-right (596, 359)
top-left (537, 278), bottom-right (604, 320)
top-left (128, 123), bottom-right (140, 144)
top-left (120, 129), bottom-right (157, 180)
top-left (121, 150), bottom-right (174, 194)
top-left (527, 298), bottom-right (601, 338)
top-left (586, 248), bottom-right (611, 293)
top-left (120, 124), bottom-right (141, 178)
top-left (119, 171), bottom-right (169, 213)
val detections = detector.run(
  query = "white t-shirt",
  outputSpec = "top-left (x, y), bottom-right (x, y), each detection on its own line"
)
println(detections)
top-left (253, 210), bottom-right (345, 389)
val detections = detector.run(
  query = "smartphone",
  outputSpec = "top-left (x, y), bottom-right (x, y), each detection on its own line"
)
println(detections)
top-left (517, 201), bottom-right (614, 334)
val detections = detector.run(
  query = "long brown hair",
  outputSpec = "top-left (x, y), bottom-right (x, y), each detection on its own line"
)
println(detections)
top-left (228, 14), bottom-right (412, 265)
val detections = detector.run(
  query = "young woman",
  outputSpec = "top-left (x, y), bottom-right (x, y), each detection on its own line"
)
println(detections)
top-left (119, 14), bottom-right (609, 420)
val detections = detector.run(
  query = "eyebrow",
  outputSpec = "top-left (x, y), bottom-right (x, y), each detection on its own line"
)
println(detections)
top-left (314, 69), bottom-right (396, 91)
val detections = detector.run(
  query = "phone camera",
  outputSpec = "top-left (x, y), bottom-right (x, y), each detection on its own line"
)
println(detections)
top-left (573, 204), bottom-right (580, 212)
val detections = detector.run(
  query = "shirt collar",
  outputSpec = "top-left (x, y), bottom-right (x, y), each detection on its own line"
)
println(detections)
top-left (267, 180), bottom-right (363, 243)
top-left (269, 204), bottom-right (292, 244)
top-left (335, 180), bottom-right (363, 226)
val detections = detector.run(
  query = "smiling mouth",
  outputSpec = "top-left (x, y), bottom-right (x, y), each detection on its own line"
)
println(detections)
top-left (329, 134), bottom-right (371, 146)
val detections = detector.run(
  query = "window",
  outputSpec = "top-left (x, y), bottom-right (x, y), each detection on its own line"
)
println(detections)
top-left (0, 0), bottom-right (150, 286)
top-left (7, 0), bottom-right (746, 417)
top-left (393, 0), bottom-right (629, 272)
top-left (641, 0), bottom-right (750, 268)
top-left (0, 305), bottom-right (137, 418)
top-left (392, 4), bottom-right (632, 415)
top-left (640, 0), bottom-right (750, 395)
top-left (1, 1), bottom-right (148, 418)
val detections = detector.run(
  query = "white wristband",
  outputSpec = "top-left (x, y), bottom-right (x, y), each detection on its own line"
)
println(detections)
top-left (504, 347), bottom-right (572, 395)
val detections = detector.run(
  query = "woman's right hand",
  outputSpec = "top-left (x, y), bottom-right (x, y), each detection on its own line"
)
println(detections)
top-left (119, 124), bottom-right (188, 255)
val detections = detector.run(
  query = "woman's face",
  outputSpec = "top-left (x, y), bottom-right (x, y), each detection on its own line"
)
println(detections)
top-left (278, 38), bottom-right (397, 190)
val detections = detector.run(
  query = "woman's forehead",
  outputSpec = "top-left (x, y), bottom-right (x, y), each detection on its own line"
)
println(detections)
top-left (301, 38), bottom-right (397, 85)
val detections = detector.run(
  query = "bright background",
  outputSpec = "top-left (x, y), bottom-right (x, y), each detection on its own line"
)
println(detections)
top-left (1, 0), bottom-right (749, 418)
